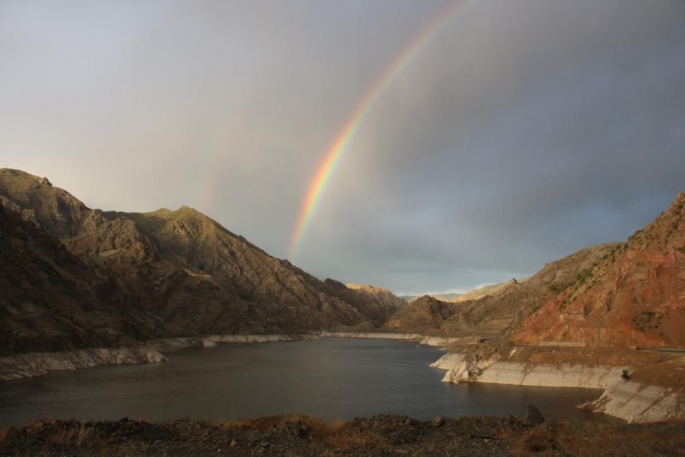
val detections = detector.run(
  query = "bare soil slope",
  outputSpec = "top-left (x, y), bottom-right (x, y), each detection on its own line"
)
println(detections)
top-left (512, 192), bottom-right (685, 349)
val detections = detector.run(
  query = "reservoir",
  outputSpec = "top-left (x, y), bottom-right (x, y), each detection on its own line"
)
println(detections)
top-left (0, 338), bottom-right (604, 427)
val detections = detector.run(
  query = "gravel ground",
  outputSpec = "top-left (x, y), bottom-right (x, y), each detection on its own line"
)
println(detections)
top-left (1, 411), bottom-right (684, 456)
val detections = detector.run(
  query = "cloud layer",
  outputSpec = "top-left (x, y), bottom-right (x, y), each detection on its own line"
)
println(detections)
top-left (1, 0), bottom-right (684, 294)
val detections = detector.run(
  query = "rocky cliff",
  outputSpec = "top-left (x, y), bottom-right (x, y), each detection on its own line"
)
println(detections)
top-left (0, 206), bottom-right (159, 355)
top-left (512, 192), bottom-right (685, 349)
top-left (0, 169), bottom-right (403, 353)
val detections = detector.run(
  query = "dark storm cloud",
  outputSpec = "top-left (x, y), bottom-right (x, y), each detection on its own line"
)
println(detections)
top-left (304, 0), bottom-right (685, 293)
top-left (1, 0), bottom-right (684, 294)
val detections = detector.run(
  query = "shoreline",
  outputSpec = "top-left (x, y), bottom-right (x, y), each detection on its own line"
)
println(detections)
top-left (1, 333), bottom-right (682, 423)
top-left (430, 347), bottom-right (685, 423)
top-left (0, 334), bottom-right (319, 382)
top-left (0, 332), bottom-right (450, 382)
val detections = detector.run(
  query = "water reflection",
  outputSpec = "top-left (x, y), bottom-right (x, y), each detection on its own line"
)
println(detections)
top-left (0, 339), bottom-right (605, 427)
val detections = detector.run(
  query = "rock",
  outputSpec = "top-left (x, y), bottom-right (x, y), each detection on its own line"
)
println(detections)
top-left (0, 348), bottom-right (166, 381)
top-left (524, 404), bottom-right (545, 426)
top-left (292, 424), bottom-right (308, 438)
top-left (0, 168), bottom-right (405, 368)
top-left (230, 439), bottom-right (238, 448)
top-left (521, 423), bottom-right (555, 452)
top-left (432, 417), bottom-right (445, 427)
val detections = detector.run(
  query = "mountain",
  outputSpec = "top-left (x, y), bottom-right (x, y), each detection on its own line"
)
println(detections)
top-left (439, 246), bottom-right (617, 338)
top-left (512, 192), bottom-right (685, 349)
top-left (384, 192), bottom-right (685, 352)
top-left (400, 292), bottom-right (462, 303)
top-left (385, 245), bottom-right (616, 339)
top-left (451, 282), bottom-right (509, 302)
top-left (384, 296), bottom-right (460, 334)
top-left (398, 284), bottom-right (509, 304)
top-left (0, 206), bottom-right (158, 355)
top-left (0, 169), bottom-right (404, 352)
top-left (345, 283), bottom-right (408, 310)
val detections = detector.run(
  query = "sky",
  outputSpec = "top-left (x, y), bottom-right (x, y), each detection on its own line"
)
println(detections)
top-left (1, 0), bottom-right (684, 295)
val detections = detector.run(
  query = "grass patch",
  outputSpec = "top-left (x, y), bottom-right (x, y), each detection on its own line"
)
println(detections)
top-left (47, 423), bottom-right (92, 449)
top-left (632, 311), bottom-right (664, 332)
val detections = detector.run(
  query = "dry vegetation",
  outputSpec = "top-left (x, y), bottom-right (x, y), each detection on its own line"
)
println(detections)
top-left (2, 414), bottom-right (685, 456)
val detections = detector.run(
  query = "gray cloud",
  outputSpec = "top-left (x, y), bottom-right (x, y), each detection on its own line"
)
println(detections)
top-left (1, 0), bottom-right (684, 294)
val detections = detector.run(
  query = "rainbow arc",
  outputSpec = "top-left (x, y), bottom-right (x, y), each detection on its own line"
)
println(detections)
top-left (289, 0), bottom-right (472, 261)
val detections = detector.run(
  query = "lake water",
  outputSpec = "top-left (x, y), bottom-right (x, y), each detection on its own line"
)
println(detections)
top-left (0, 338), bottom-right (606, 427)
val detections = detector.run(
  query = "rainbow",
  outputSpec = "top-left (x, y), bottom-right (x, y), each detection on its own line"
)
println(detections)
top-left (289, 0), bottom-right (473, 261)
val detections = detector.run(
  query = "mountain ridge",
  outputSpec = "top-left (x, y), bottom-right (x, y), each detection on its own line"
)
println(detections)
top-left (512, 192), bottom-right (685, 349)
top-left (0, 168), bottom-right (404, 353)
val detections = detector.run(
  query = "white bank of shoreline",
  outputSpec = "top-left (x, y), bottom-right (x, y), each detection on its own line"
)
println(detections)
top-left (0, 334), bottom-right (317, 382)
top-left (0, 332), bottom-right (442, 382)
top-left (1, 332), bottom-right (682, 423)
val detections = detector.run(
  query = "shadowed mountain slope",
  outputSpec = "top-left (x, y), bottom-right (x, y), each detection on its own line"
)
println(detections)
top-left (0, 207), bottom-right (159, 355)
top-left (0, 169), bottom-right (403, 351)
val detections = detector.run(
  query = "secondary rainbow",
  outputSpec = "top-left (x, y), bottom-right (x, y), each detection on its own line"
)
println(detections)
top-left (289, 0), bottom-right (473, 261)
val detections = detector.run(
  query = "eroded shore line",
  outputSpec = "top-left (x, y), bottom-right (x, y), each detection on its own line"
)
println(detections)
top-left (0, 334), bottom-right (318, 382)
top-left (430, 348), bottom-right (685, 423)
top-left (1, 333), bottom-right (682, 423)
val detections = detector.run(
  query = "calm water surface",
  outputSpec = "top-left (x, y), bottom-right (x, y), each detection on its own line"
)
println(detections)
top-left (0, 339), bottom-right (604, 427)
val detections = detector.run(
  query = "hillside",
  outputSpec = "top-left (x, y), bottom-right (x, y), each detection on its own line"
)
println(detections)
top-left (384, 296), bottom-right (460, 333)
top-left (441, 246), bottom-right (618, 337)
top-left (400, 292), bottom-right (462, 303)
top-left (386, 245), bottom-right (617, 339)
top-left (512, 192), bottom-right (685, 349)
top-left (388, 193), bottom-right (685, 352)
top-left (451, 282), bottom-right (508, 302)
top-left (345, 283), bottom-right (408, 310)
top-left (0, 206), bottom-right (159, 355)
top-left (0, 169), bottom-right (404, 352)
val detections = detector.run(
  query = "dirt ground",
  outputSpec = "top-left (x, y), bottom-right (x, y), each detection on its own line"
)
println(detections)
top-left (1, 412), bottom-right (684, 456)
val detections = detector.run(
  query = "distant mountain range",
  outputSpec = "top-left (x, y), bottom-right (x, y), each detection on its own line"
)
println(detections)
top-left (400, 292), bottom-right (463, 302)
top-left (399, 283), bottom-right (514, 304)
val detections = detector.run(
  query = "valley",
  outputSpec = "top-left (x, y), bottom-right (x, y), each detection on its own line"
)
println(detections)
top-left (0, 169), bottom-right (683, 439)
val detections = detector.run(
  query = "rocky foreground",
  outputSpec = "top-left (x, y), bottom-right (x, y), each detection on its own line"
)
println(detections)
top-left (1, 411), bottom-right (684, 457)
